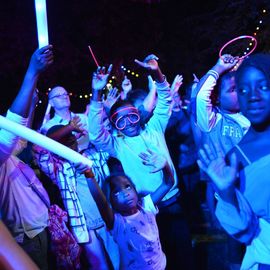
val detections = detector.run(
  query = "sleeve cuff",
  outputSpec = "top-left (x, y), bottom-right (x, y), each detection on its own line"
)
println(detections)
top-left (6, 110), bottom-right (28, 126)
top-left (207, 70), bottom-right (219, 80)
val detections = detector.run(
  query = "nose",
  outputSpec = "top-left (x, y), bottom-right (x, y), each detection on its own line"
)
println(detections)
top-left (249, 87), bottom-right (261, 102)
top-left (122, 190), bottom-right (130, 197)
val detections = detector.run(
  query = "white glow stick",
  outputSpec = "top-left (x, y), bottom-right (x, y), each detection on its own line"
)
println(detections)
top-left (0, 115), bottom-right (92, 167)
top-left (34, 0), bottom-right (49, 48)
top-left (41, 103), bottom-right (51, 126)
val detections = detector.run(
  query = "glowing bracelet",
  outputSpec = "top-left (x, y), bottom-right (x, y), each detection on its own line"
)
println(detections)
top-left (34, 0), bottom-right (49, 48)
top-left (219, 35), bottom-right (257, 60)
top-left (0, 115), bottom-right (92, 167)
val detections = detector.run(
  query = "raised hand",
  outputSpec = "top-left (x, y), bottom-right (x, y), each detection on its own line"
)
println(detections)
top-left (104, 87), bottom-right (120, 110)
top-left (139, 149), bottom-right (167, 173)
top-left (171, 74), bottom-right (183, 96)
top-left (92, 64), bottom-right (112, 91)
top-left (214, 54), bottom-right (239, 75)
top-left (197, 144), bottom-right (238, 194)
top-left (134, 54), bottom-right (159, 71)
top-left (28, 45), bottom-right (54, 76)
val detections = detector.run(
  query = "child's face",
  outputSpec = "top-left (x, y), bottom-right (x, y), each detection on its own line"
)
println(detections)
top-left (236, 66), bottom-right (270, 127)
top-left (110, 176), bottom-right (138, 215)
top-left (111, 106), bottom-right (141, 137)
top-left (219, 76), bottom-right (240, 113)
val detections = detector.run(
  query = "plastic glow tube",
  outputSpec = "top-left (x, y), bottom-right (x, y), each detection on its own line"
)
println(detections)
top-left (0, 115), bottom-right (92, 167)
top-left (34, 0), bottom-right (49, 48)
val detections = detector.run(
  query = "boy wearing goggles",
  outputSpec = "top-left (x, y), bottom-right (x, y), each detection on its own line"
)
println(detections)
top-left (88, 55), bottom-right (194, 269)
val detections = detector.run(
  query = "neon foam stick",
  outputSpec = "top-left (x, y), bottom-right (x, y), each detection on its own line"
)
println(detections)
top-left (219, 35), bottom-right (257, 60)
top-left (0, 115), bottom-right (92, 168)
top-left (88, 45), bottom-right (100, 67)
top-left (34, 0), bottom-right (49, 48)
top-left (41, 103), bottom-right (51, 126)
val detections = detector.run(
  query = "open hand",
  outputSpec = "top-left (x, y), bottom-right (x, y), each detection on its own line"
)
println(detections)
top-left (171, 74), bottom-right (183, 95)
top-left (139, 149), bottom-right (167, 173)
top-left (104, 87), bottom-right (120, 110)
top-left (134, 54), bottom-right (159, 71)
top-left (197, 144), bottom-right (238, 192)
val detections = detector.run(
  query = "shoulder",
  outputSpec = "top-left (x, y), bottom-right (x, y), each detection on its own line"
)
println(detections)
top-left (139, 195), bottom-right (158, 215)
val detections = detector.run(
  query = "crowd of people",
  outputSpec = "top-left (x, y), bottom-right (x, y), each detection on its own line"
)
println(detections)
top-left (0, 44), bottom-right (270, 270)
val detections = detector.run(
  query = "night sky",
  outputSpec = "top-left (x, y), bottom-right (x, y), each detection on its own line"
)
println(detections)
top-left (1, 0), bottom-right (269, 123)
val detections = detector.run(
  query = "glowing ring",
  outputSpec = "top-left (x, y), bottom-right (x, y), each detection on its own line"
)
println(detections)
top-left (219, 35), bottom-right (257, 60)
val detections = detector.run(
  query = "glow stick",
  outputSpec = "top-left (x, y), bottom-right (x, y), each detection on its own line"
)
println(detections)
top-left (219, 35), bottom-right (257, 60)
top-left (34, 0), bottom-right (49, 48)
top-left (88, 45), bottom-right (100, 67)
top-left (0, 115), bottom-right (92, 167)
top-left (41, 103), bottom-right (51, 126)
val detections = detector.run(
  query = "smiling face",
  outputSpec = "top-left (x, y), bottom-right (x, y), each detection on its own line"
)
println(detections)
top-left (109, 175), bottom-right (138, 215)
top-left (110, 104), bottom-right (141, 137)
top-left (236, 66), bottom-right (270, 129)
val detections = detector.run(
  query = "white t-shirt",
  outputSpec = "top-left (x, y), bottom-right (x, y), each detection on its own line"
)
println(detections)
top-left (111, 195), bottom-right (166, 270)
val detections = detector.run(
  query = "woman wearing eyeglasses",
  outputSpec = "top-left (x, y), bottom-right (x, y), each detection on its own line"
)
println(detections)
top-left (88, 55), bottom-right (194, 270)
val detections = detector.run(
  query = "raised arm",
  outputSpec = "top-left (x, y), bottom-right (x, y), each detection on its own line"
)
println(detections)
top-left (88, 65), bottom-right (117, 155)
top-left (139, 149), bottom-right (174, 205)
top-left (84, 170), bottom-right (114, 230)
top-left (142, 75), bottom-right (157, 113)
top-left (0, 46), bottom-right (53, 164)
top-left (10, 45), bottom-right (53, 117)
top-left (135, 54), bottom-right (171, 132)
top-left (195, 54), bottom-right (238, 132)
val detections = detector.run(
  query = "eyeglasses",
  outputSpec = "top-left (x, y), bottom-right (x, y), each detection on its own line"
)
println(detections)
top-left (114, 113), bottom-right (140, 130)
top-left (49, 93), bottom-right (69, 99)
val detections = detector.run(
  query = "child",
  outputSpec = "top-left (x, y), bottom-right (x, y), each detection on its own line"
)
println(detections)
top-left (89, 55), bottom-right (194, 269)
top-left (194, 54), bottom-right (251, 269)
top-left (86, 149), bottom-right (174, 270)
top-left (33, 124), bottom-right (119, 270)
top-left (198, 53), bottom-right (270, 270)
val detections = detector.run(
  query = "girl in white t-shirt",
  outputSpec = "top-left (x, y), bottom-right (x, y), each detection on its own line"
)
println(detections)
top-left (86, 150), bottom-right (174, 270)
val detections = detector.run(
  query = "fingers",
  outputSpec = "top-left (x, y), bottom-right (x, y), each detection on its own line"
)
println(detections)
top-left (221, 54), bottom-right (239, 65)
top-left (96, 64), bottom-right (113, 75)
top-left (38, 44), bottom-right (53, 54)
top-left (134, 59), bottom-right (146, 67)
top-left (193, 73), bottom-right (199, 83)
top-left (198, 144), bottom-right (217, 169)
top-left (144, 54), bottom-right (159, 62)
top-left (229, 153), bottom-right (237, 172)
top-left (107, 64), bottom-right (113, 74)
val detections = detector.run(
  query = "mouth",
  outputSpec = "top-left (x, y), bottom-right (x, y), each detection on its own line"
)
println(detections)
top-left (126, 199), bottom-right (134, 205)
top-left (247, 107), bottom-right (264, 114)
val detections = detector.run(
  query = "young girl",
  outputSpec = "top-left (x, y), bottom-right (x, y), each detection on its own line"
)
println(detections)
top-left (198, 53), bottom-right (270, 269)
top-left (86, 149), bottom-right (174, 270)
